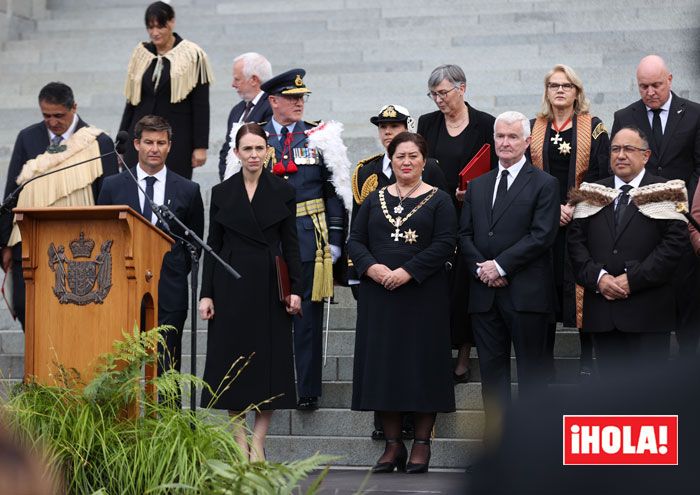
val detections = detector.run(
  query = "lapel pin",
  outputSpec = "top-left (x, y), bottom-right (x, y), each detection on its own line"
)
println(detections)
top-left (677, 109), bottom-right (683, 114)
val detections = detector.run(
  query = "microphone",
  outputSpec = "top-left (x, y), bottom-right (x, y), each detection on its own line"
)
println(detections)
top-left (115, 130), bottom-right (130, 155)
top-left (0, 148), bottom-right (116, 216)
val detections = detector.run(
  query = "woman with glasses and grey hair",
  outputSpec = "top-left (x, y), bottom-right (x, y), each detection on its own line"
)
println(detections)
top-left (527, 63), bottom-right (611, 380)
top-left (417, 64), bottom-right (496, 385)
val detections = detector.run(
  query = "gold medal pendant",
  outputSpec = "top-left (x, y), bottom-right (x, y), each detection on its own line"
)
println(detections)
top-left (403, 229), bottom-right (418, 244)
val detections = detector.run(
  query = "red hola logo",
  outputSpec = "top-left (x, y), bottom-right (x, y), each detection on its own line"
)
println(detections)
top-left (563, 415), bottom-right (678, 465)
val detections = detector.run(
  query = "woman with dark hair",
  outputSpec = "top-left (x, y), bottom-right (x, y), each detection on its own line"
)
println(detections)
top-left (527, 64), bottom-right (610, 378)
top-left (349, 132), bottom-right (456, 474)
top-left (120, 1), bottom-right (213, 180)
top-left (417, 64), bottom-right (497, 384)
top-left (199, 123), bottom-right (302, 461)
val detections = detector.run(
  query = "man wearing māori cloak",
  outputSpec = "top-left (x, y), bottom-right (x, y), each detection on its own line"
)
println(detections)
top-left (567, 127), bottom-right (689, 376)
top-left (0, 82), bottom-right (119, 328)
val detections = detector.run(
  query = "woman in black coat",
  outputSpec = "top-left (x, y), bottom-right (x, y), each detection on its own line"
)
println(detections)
top-left (199, 123), bottom-right (302, 462)
top-left (120, 2), bottom-right (212, 180)
top-left (417, 64), bottom-right (496, 384)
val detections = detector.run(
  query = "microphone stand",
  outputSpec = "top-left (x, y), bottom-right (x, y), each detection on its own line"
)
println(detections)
top-left (114, 146), bottom-right (240, 414)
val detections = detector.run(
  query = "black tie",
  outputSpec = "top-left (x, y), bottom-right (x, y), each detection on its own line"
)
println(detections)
top-left (241, 100), bottom-right (254, 122)
top-left (615, 184), bottom-right (633, 227)
top-left (651, 108), bottom-right (663, 149)
top-left (142, 176), bottom-right (157, 223)
top-left (493, 169), bottom-right (509, 209)
top-left (279, 126), bottom-right (289, 146)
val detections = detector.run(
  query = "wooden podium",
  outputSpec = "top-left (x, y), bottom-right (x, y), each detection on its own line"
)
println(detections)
top-left (15, 206), bottom-right (173, 387)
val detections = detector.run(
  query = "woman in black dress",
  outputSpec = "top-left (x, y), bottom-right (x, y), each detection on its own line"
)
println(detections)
top-left (199, 123), bottom-right (302, 462)
top-left (527, 64), bottom-right (610, 378)
top-left (349, 132), bottom-right (456, 474)
top-left (417, 64), bottom-right (496, 383)
top-left (120, 1), bottom-right (213, 180)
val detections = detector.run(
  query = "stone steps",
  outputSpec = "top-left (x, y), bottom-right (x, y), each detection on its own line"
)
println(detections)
top-left (2, 0), bottom-right (699, 470)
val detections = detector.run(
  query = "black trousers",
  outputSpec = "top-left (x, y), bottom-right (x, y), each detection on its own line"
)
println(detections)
top-left (158, 308), bottom-right (187, 375)
top-left (10, 244), bottom-right (25, 329)
top-left (472, 291), bottom-right (548, 411)
top-left (292, 261), bottom-right (323, 398)
top-left (592, 330), bottom-right (670, 379)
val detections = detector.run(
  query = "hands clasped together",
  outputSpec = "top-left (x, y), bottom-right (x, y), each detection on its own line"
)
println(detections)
top-left (367, 264), bottom-right (412, 291)
top-left (597, 273), bottom-right (630, 301)
top-left (476, 260), bottom-right (508, 288)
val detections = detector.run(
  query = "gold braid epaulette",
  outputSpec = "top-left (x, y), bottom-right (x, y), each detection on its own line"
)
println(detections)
top-left (352, 153), bottom-right (383, 205)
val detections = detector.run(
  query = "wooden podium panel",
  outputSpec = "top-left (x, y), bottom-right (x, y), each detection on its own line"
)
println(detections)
top-left (15, 206), bottom-right (172, 386)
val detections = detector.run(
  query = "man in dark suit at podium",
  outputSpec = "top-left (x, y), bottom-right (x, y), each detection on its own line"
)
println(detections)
top-left (217, 52), bottom-right (273, 181)
top-left (0, 81), bottom-right (119, 329)
top-left (98, 115), bottom-right (204, 379)
top-left (612, 55), bottom-right (700, 355)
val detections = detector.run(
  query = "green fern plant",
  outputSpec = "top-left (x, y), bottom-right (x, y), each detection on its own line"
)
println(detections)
top-left (2, 326), bottom-right (333, 494)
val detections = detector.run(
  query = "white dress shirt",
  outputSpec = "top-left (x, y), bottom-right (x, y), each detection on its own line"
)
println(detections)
top-left (382, 154), bottom-right (392, 179)
top-left (491, 156), bottom-right (527, 206)
top-left (136, 165), bottom-right (167, 224)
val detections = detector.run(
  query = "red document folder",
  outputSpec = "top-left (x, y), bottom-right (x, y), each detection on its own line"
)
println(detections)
top-left (458, 143), bottom-right (491, 191)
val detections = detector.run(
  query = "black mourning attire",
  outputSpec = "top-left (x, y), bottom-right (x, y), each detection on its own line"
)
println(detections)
top-left (200, 171), bottom-right (302, 410)
top-left (349, 188), bottom-right (456, 412)
top-left (418, 104), bottom-right (496, 350)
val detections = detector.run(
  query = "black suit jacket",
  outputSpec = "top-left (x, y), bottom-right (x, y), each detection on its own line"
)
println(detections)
top-left (217, 93), bottom-right (273, 180)
top-left (612, 93), bottom-right (700, 205)
top-left (97, 167), bottom-right (204, 313)
top-left (459, 161), bottom-right (559, 313)
top-left (0, 117), bottom-right (119, 247)
top-left (567, 173), bottom-right (688, 333)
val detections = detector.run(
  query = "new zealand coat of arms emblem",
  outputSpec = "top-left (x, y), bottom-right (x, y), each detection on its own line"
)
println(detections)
top-left (48, 232), bottom-right (113, 305)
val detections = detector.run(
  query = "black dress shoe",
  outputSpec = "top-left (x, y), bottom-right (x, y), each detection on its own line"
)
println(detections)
top-left (401, 427), bottom-right (415, 440)
top-left (296, 396), bottom-right (318, 411)
top-left (406, 439), bottom-right (431, 474)
top-left (453, 368), bottom-right (471, 384)
top-left (371, 428), bottom-right (385, 440)
top-left (371, 439), bottom-right (407, 473)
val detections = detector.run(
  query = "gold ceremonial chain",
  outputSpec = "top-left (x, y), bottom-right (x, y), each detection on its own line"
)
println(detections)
top-left (378, 186), bottom-right (437, 244)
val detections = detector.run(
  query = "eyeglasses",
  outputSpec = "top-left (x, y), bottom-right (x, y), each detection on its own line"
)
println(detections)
top-left (546, 83), bottom-right (576, 91)
top-left (427, 86), bottom-right (459, 101)
top-left (610, 145), bottom-right (649, 154)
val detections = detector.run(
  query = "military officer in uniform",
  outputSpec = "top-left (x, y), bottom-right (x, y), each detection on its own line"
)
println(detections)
top-left (260, 68), bottom-right (351, 411)
top-left (350, 103), bottom-right (447, 440)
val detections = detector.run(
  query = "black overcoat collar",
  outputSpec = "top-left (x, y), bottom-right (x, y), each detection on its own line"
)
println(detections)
top-left (215, 170), bottom-right (292, 245)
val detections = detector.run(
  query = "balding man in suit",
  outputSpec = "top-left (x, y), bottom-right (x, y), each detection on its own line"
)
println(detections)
top-left (612, 55), bottom-right (700, 355)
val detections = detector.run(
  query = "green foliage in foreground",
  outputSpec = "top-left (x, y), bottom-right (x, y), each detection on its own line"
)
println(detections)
top-left (1, 326), bottom-right (332, 494)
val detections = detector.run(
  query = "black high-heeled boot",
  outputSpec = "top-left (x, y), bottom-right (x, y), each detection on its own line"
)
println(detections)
top-left (371, 438), bottom-right (408, 473)
top-left (406, 438), bottom-right (431, 474)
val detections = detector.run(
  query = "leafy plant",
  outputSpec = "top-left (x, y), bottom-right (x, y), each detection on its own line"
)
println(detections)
top-left (1, 326), bottom-right (332, 494)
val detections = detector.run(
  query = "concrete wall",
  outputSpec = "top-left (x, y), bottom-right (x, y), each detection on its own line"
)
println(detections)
top-left (0, 0), bottom-right (46, 42)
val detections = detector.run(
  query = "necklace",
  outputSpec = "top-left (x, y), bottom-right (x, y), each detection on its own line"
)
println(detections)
top-left (379, 186), bottom-right (437, 244)
top-left (393, 180), bottom-right (422, 214)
